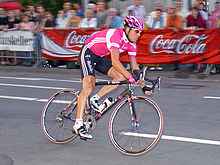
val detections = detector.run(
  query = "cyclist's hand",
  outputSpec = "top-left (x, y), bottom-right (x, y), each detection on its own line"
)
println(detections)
top-left (129, 75), bottom-right (138, 84)
top-left (142, 86), bottom-right (153, 95)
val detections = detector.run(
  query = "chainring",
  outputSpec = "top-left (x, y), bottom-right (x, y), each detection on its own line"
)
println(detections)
top-left (84, 114), bottom-right (96, 133)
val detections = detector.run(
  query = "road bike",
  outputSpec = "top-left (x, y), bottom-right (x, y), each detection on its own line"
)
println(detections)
top-left (41, 67), bottom-right (164, 156)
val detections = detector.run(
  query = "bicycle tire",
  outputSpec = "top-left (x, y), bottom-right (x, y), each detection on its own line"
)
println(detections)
top-left (41, 89), bottom-right (78, 143)
top-left (109, 96), bottom-right (164, 156)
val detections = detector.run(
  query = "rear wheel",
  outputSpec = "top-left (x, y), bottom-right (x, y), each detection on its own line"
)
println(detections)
top-left (109, 96), bottom-right (164, 156)
top-left (41, 89), bottom-right (79, 143)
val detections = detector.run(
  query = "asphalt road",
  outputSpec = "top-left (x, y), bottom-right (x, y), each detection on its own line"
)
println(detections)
top-left (0, 68), bottom-right (220, 165)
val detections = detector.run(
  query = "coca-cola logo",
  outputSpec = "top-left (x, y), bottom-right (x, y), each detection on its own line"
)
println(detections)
top-left (150, 34), bottom-right (209, 54)
top-left (65, 31), bottom-right (91, 48)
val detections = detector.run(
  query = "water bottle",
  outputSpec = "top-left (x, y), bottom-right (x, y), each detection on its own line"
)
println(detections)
top-left (99, 97), bottom-right (113, 111)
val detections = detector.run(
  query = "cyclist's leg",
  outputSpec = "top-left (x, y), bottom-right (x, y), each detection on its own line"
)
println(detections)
top-left (74, 45), bottom-right (96, 139)
top-left (76, 75), bottom-right (95, 120)
top-left (96, 67), bottom-right (126, 98)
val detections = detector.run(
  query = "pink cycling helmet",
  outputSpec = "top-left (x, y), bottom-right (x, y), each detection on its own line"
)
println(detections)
top-left (124, 16), bottom-right (144, 31)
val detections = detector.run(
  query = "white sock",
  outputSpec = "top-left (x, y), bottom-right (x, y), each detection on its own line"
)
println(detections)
top-left (75, 119), bottom-right (83, 129)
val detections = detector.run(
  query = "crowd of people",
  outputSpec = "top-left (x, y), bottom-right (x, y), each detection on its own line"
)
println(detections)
top-left (0, 0), bottom-right (219, 73)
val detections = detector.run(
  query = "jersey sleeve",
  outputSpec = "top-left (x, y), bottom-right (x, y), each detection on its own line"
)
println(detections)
top-left (106, 29), bottom-right (121, 50)
top-left (128, 43), bottom-right (137, 58)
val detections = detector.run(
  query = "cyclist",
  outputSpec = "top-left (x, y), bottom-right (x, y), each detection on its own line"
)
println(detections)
top-left (73, 16), bottom-right (152, 139)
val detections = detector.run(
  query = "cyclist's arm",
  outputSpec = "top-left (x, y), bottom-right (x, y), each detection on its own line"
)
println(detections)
top-left (110, 49), bottom-right (131, 79)
top-left (129, 57), bottom-right (139, 72)
top-left (129, 58), bottom-right (153, 95)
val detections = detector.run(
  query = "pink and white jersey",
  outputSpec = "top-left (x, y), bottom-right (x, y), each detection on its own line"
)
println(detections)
top-left (85, 29), bottom-right (137, 58)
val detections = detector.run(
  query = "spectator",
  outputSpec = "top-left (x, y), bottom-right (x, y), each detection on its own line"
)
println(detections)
top-left (0, 7), bottom-right (9, 65)
top-left (209, 2), bottom-right (220, 29)
top-left (27, 5), bottom-right (38, 18)
top-left (74, 3), bottom-right (84, 18)
top-left (19, 15), bottom-right (35, 66)
top-left (66, 9), bottom-right (81, 28)
top-left (87, 3), bottom-right (97, 18)
top-left (19, 15), bottom-right (35, 33)
top-left (87, 3), bottom-right (96, 13)
top-left (149, 9), bottom-right (165, 29)
top-left (149, 9), bottom-right (165, 71)
top-left (23, 9), bottom-right (36, 23)
top-left (164, 6), bottom-right (182, 32)
top-left (79, 10), bottom-right (97, 29)
top-left (149, 2), bottom-right (165, 18)
top-left (14, 9), bottom-right (22, 21)
top-left (147, 2), bottom-right (166, 28)
top-left (122, 0), bottom-right (147, 21)
top-left (102, 8), bottom-right (123, 29)
top-left (63, 1), bottom-right (73, 18)
top-left (34, 5), bottom-right (46, 33)
top-left (186, 7), bottom-right (206, 31)
top-left (35, 5), bottom-right (45, 24)
top-left (56, 10), bottom-right (69, 28)
top-left (40, 12), bottom-right (57, 29)
top-left (96, 0), bottom-right (108, 28)
top-left (4, 10), bottom-right (20, 32)
top-left (164, 6), bottom-right (182, 70)
top-left (4, 10), bottom-right (20, 66)
top-left (175, 0), bottom-right (189, 29)
top-left (0, 7), bottom-right (8, 30)
top-left (186, 7), bottom-right (206, 73)
top-left (199, 2), bottom-right (209, 21)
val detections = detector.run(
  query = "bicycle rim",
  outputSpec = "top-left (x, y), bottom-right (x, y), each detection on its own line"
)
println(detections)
top-left (41, 89), bottom-right (78, 143)
top-left (109, 96), bottom-right (164, 156)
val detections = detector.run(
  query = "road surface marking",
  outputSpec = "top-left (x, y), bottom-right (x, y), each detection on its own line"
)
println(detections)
top-left (0, 83), bottom-right (71, 90)
top-left (0, 76), bottom-right (107, 83)
top-left (203, 96), bottom-right (220, 100)
top-left (0, 95), bottom-right (72, 103)
top-left (120, 132), bottom-right (220, 146)
top-left (0, 76), bottom-right (81, 83)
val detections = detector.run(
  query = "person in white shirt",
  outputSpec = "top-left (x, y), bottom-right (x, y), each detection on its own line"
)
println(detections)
top-left (62, 1), bottom-right (73, 18)
top-left (56, 10), bottom-right (69, 28)
top-left (149, 9), bottom-right (165, 71)
top-left (122, 0), bottom-right (146, 21)
top-left (150, 9), bottom-right (165, 29)
top-left (79, 10), bottom-right (97, 28)
top-left (147, 2), bottom-right (166, 28)
top-left (199, 2), bottom-right (209, 21)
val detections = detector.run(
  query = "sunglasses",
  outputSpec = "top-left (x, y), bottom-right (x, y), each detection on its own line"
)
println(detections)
top-left (133, 29), bottom-right (142, 34)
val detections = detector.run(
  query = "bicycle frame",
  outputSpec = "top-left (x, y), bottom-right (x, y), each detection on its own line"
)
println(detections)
top-left (62, 80), bottom-right (138, 125)
top-left (92, 81), bottom-right (137, 123)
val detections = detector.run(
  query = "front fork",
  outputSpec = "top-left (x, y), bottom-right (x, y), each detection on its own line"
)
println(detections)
top-left (128, 85), bottom-right (139, 131)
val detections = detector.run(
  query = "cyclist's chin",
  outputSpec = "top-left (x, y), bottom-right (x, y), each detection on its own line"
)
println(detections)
top-left (133, 38), bottom-right (138, 43)
top-left (129, 38), bottom-right (137, 43)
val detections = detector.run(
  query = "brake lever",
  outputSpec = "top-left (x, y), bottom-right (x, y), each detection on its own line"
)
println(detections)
top-left (157, 76), bottom-right (163, 92)
top-left (139, 66), bottom-right (148, 80)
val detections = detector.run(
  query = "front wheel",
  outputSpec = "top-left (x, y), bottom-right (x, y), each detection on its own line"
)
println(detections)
top-left (109, 96), bottom-right (164, 156)
top-left (41, 89), bottom-right (79, 143)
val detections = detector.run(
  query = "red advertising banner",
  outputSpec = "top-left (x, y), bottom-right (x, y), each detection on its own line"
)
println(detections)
top-left (41, 29), bottom-right (220, 64)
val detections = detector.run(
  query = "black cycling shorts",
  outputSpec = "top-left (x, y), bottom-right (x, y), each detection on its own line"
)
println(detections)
top-left (78, 45), bottom-right (112, 79)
